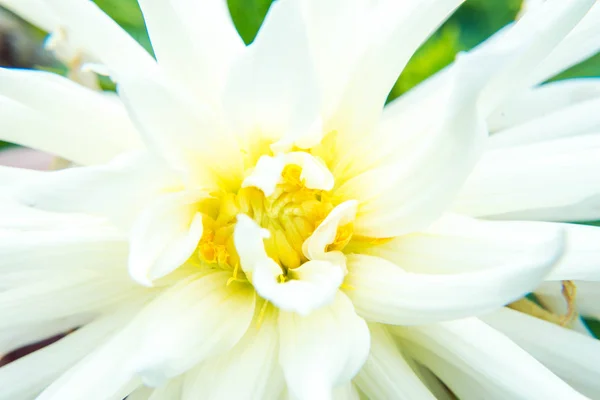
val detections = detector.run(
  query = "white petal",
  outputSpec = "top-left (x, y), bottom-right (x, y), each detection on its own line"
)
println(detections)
top-left (126, 386), bottom-right (153, 400)
top-left (530, 3), bottom-right (600, 85)
top-left (128, 191), bottom-right (205, 286)
top-left (0, 227), bottom-right (128, 287)
top-left (43, 0), bottom-right (157, 79)
top-left (345, 233), bottom-right (563, 325)
top-left (137, 0), bottom-right (243, 108)
top-left (117, 72), bottom-right (242, 190)
top-left (327, 0), bottom-right (462, 154)
top-left (254, 258), bottom-right (344, 316)
top-left (483, 307), bottom-right (600, 398)
top-left (242, 152), bottom-right (334, 197)
top-left (0, 0), bottom-right (59, 32)
top-left (278, 292), bottom-right (370, 400)
top-left (335, 48), bottom-right (493, 238)
top-left (545, 223), bottom-right (600, 281)
top-left (15, 151), bottom-right (177, 229)
top-left (303, 200), bottom-right (357, 260)
top-left (392, 318), bottom-right (587, 399)
top-left (354, 324), bottom-right (435, 400)
top-left (489, 96), bottom-right (600, 148)
top-left (381, 0), bottom-right (596, 142)
top-left (35, 318), bottom-right (149, 400)
top-left (148, 378), bottom-right (183, 400)
top-left (454, 133), bottom-right (600, 219)
top-left (487, 78), bottom-right (600, 133)
top-left (479, 0), bottom-right (596, 114)
top-left (299, 0), bottom-right (371, 121)
top-left (332, 384), bottom-right (360, 400)
top-left (0, 302), bottom-right (144, 400)
top-left (358, 214), bottom-right (565, 274)
top-left (127, 272), bottom-right (255, 386)
top-left (182, 305), bottom-right (284, 400)
top-left (0, 314), bottom-right (89, 356)
top-left (234, 215), bottom-right (343, 314)
top-left (399, 335), bottom-right (504, 400)
top-left (223, 0), bottom-right (320, 149)
top-left (0, 269), bottom-right (142, 330)
top-left (234, 213), bottom-right (280, 280)
top-left (0, 69), bottom-right (141, 164)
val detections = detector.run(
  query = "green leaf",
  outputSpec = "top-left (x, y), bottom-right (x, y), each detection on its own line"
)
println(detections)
top-left (92, 0), bottom-right (153, 54)
top-left (388, 24), bottom-right (462, 101)
top-left (227, 0), bottom-right (273, 44)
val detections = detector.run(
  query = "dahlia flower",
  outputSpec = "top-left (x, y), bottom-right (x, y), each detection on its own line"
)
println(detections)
top-left (1, 0), bottom-right (600, 399)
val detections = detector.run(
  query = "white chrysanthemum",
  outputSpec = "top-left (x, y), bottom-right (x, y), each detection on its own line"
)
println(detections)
top-left (1, 0), bottom-right (600, 399)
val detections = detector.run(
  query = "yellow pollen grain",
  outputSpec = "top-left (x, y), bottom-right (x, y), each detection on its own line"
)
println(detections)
top-left (191, 164), bottom-right (396, 291)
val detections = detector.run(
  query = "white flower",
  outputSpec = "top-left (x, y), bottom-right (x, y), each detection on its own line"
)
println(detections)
top-left (1, 0), bottom-right (600, 399)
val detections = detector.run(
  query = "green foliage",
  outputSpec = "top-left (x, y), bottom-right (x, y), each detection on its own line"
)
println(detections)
top-left (227, 0), bottom-right (272, 44)
top-left (92, 0), bottom-right (153, 54)
top-left (388, 24), bottom-right (462, 101)
top-left (452, 0), bottom-right (522, 49)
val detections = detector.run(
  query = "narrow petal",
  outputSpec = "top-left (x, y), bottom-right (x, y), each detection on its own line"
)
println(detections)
top-left (302, 200), bottom-right (357, 260)
top-left (345, 230), bottom-right (562, 325)
top-left (117, 72), bottom-right (242, 190)
top-left (147, 378), bottom-right (183, 400)
top-left (454, 134), bottom-right (600, 220)
top-left (127, 272), bottom-right (255, 386)
top-left (483, 307), bottom-right (600, 398)
top-left (0, 302), bottom-right (144, 400)
top-left (489, 96), bottom-right (600, 148)
top-left (0, 314), bottom-right (89, 356)
top-left (15, 151), bottom-right (178, 229)
top-left (128, 192), bottom-right (205, 286)
top-left (393, 318), bottom-right (587, 399)
top-left (354, 324), bottom-right (435, 400)
top-left (137, 0), bottom-right (243, 107)
top-left (35, 318), bottom-right (149, 400)
top-left (182, 305), bottom-right (284, 400)
top-left (43, 0), bottom-right (157, 78)
top-left (253, 259), bottom-right (345, 316)
top-left (278, 292), bottom-right (370, 400)
top-left (0, 269), bottom-right (142, 329)
top-left (334, 48), bottom-right (493, 238)
top-left (126, 386), bottom-right (153, 400)
top-left (545, 223), bottom-right (600, 281)
top-left (0, 196), bottom-right (104, 231)
top-left (0, 68), bottom-right (141, 165)
top-left (357, 214), bottom-right (566, 274)
top-left (530, 3), bottom-right (600, 85)
top-left (0, 227), bottom-right (128, 287)
top-left (332, 384), bottom-right (360, 400)
top-left (234, 215), bottom-right (343, 314)
top-left (223, 0), bottom-right (321, 150)
top-left (479, 0), bottom-right (596, 113)
top-left (487, 78), bottom-right (600, 133)
top-left (242, 152), bottom-right (334, 196)
top-left (327, 0), bottom-right (462, 151)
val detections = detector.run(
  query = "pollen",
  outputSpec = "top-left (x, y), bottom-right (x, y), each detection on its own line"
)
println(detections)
top-left (194, 165), bottom-right (352, 276)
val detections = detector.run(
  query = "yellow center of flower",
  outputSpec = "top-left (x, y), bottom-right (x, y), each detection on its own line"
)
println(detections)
top-left (195, 165), bottom-right (354, 277)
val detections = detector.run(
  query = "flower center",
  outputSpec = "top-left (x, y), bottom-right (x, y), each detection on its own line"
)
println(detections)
top-left (195, 165), bottom-right (354, 277)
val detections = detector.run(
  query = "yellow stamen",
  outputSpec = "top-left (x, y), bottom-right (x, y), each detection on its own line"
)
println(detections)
top-left (508, 281), bottom-right (578, 327)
